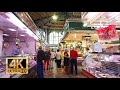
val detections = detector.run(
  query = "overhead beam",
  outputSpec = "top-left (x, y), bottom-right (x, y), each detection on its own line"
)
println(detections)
top-left (51, 28), bottom-right (63, 29)
top-left (47, 17), bottom-right (66, 30)
top-left (52, 24), bottom-right (64, 27)
top-left (50, 29), bottom-right (63, 31)
top-left (34, 16), bottom-right (52, 27)
top-left (44, 17), bottom-right (65, 26)
top-left (34, 16), bottom-right (52, 22)
top-left (35, 12), bottom-right (67, 31)
top-left (50, 26), bottom-right (63, 28)
top-left (36, 12), bottom-right (67, 30)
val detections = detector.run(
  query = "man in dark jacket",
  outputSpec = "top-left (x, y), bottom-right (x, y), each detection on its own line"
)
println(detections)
top-left (37, 46), bottom-right (45, 78)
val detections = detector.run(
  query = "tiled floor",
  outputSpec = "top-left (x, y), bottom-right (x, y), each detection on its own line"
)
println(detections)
top-left (44, 61), bottom-right (87, 78)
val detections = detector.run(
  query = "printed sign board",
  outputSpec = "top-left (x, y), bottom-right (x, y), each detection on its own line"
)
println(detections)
top-left (6, 57), bottom-right (28, 74)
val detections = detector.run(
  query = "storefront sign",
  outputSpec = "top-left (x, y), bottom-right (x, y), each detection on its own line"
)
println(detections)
top-left (6, 57), bottom-right (28, 74)
top-left (96, 25), bottom-right (119, 42)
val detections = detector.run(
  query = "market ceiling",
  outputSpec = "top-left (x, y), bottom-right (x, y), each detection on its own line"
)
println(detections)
top-left (28, 12), bottom-right (81, 31)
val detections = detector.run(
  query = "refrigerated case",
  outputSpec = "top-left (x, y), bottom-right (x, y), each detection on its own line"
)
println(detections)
top-left (0, 55), bottom-right (37, 78)
top-left (82, 52), bottom-right (120, 78)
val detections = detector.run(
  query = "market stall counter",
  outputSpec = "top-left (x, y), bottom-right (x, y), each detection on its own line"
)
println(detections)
top-left (0, 55), bottom-right (37, 78)
top-left (77, 57), bottom-right (84, 66)
top-left (82, 52), bottom-right (120, 78)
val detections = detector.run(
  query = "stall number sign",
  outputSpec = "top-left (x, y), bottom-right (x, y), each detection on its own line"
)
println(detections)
top-left (6, 57), bottom-right (28, 74)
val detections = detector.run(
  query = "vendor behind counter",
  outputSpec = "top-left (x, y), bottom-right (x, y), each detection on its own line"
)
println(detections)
top-left (11, 44), bottom-right (21, 56)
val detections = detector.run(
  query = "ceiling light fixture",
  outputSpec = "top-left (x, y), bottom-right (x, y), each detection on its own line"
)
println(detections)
top-left (5, 12), bottom-right (25, 30)
top-left (5, 12), bottom-right (39, 40)
top-left (20, 34), bottom-right (25, 36)
top-left (3, 34), bottom-right (9, 36)
top-left (52, 15), bottom-right (58, 20)
top-left (83, 23), bottom-right (87, 27)
top-left (8, 28), bottom-right (16, 31)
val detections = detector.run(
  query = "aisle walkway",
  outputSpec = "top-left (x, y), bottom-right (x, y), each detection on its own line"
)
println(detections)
top-left (44, 61), bottom-right (87, 78)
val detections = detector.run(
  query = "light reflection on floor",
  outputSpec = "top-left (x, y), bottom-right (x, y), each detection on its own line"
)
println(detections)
top-left (44, 61), bottom-right (87, 78)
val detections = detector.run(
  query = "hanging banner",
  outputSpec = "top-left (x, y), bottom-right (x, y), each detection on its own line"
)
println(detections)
top-left (96, 25), bottom-right (119, 42)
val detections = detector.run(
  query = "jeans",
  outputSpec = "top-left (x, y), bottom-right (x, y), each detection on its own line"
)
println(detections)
top-left (70, 59), bottom-right (77, 74)
top-left (37, 61), bottom-right (43, 78)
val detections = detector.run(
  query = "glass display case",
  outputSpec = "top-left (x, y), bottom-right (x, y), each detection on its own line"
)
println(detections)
top-left (0, 55), bottom-right (37, 78)
top-left (82, 52), bottom-right (120, 78)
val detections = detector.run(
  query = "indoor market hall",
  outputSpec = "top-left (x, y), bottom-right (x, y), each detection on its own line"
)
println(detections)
top-left (0, 12), bottom-right (120, 78)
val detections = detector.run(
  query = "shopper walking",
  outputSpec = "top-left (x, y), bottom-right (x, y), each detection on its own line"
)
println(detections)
top-left (37, 46), bottom-right (45, 78)
top-left (64, 49), bottom-right (70, 74)
top-left (50, 49), bottom-right (56, 69)
top-left (56, 49), bottom-right (62, 68)
top-left (44, 48), bottom-right (51, 71)
top-left (70, 47), bottom-right (78, 75)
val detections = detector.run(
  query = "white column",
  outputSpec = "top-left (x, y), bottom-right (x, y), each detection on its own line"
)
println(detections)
top-left (0, 30), bottom-right (3, 56)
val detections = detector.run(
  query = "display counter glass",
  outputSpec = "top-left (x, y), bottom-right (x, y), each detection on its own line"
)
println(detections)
top-left (0, 55), bottom-right (37, 78)
top-left (82, 52), bottom-right (120, 78)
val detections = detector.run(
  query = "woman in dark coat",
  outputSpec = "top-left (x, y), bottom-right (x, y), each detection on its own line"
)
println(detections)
top-left (64, 49), bottom-right (70, 74)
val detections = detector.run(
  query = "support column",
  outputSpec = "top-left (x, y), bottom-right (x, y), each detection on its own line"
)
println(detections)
top-left (0, 30), bottom-right (3, 56)
top-left (46, 29), bottom-right (50, 44)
